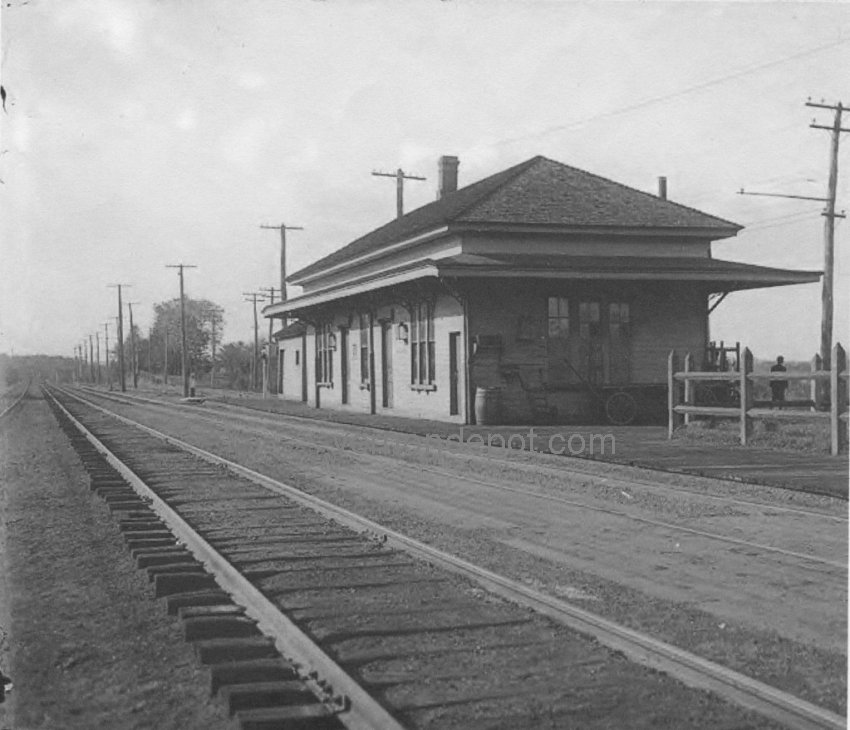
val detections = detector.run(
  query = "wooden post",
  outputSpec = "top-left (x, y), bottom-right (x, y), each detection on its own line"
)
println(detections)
top-left (830, 343), bottom-right (847, 455)
top-left (667, 350), bottom-right (681, 439)
top-left (739, 347), bottom-right (753, 445)
top-left (810, 353), bottom-right (822, 411)
top-left (683, 352), bottom-right (693, 426)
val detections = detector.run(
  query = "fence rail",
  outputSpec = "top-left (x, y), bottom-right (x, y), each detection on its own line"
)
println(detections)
top-left (668, 343), bottom-right (848, 455)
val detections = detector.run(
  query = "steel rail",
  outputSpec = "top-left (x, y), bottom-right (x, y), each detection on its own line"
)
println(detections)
top-left (75, 386), bottom-right (849, 568)
top-left (44, 386), bottom-right (406, 730)
top-left (78, 384), bottom-right (848, 521)
top-left (53, 385), bottom-right (847, 730)
top-left (0, 378), bottom-right (32, 419)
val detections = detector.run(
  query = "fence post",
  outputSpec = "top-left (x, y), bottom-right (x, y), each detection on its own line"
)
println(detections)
top-left (683, 352), bottom-right (693, 426)
top-left (667, 350), bottom-right (681, 439)
top-left (830, 343), bottom-right (847, 455)
top-left (739, 347), bottom-right (753, 445)
top-left (810, 353), bottom-right (822, 411)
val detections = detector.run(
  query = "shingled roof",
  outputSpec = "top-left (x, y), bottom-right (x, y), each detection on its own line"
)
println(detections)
top-left (291, 156), bottom-right (741, 282)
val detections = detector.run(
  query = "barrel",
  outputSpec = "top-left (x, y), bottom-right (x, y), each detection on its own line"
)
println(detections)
top-left (474, 387), bottom-right (501, 425)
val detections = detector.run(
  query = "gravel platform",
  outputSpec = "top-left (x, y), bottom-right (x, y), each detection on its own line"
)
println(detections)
top-left (51, 390), bottom-right (795, 729)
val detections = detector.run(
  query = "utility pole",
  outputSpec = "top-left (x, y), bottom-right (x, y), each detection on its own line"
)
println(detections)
top-left (243, 292), bottom-right (266, 391)
top-left (737, 97), bottom-right (847, 391)
top-left (127, 301), bottom-right (140, 389)
top-left (807, 99), bottom-right (848, 373)
top-left (208, 307), bottom-right (221, 388)
top-left (259, 223), bottom-right (302, 389)
top-left (108, 283), bottom-right (131, 392)
top-left (259, 223), bottom-right (303, 306)
top-left (89, 334), bottom-right (95, 382)
top-left (95, 331), bottom-right (101, 384)
top-left (260, 286), bottom-right (279, 397)
top-left (166, 264), bottom-right (197, 397)
top-left (148, 325), bottom-right (153, 378)
top-left (164, 326), bottom-right (169, 386)
top-left (372, 167), bottom-right (426, 219)
top-left (103, 322), bottom-right (112, 389)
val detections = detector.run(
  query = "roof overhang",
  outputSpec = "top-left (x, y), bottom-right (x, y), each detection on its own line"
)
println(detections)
top-left (433, 254), bottom-right (821, 292)
top-left (265, 254), bottom-right (820, 317)
top-left (453, 221), bottom-right (741, 240)
top-left (264, 262), bottom-right (441, 318)
top-left (288, 226), bottom-right (449, 287)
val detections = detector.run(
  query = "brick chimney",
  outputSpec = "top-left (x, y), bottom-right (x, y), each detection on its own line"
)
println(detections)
top-left (657, 176), bottom-right (668, 200)
top-left (438, 156), bottom-right (459, 199)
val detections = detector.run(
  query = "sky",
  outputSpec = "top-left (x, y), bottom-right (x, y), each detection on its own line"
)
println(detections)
top-left (1, 0), bottom-right (848, 361)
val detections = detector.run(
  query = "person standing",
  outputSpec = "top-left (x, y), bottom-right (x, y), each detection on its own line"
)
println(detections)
top-left (770, 356), bottom-right (788, 407)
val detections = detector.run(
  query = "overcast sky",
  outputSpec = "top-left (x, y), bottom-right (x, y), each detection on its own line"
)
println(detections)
top-left (1, 1), bottom-right (848, 361)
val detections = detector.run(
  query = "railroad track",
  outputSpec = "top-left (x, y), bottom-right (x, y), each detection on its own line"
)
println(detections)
top-left (78, 384), bottom-right (848, 520)
top-left (0, 378), bottom-right (33, 420)
top-left (75, 385), bottom-right (848, 571)
top-left (45, 384), bottom-right (845, 730)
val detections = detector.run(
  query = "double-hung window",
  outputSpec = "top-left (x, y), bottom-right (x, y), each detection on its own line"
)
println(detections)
top-left (546, 297), bottom-right (571, 383)
top-left (359, 313), bottom-right (370, 385)
top-left (410, 302), bottom-right (435, 386)
top-left (608, 302), bottom-right (631, 384)
top-left (315, 324), bottom-right (334, 385)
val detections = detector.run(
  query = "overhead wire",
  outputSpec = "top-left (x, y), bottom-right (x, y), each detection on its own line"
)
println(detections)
top-left (494, 37), bottom-right (850, 148)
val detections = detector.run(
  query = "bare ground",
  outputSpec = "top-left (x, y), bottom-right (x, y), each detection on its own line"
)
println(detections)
top-left (0, 394), bottom-right (235, 730)
top-left (81, 394), bottom-right (847, 715)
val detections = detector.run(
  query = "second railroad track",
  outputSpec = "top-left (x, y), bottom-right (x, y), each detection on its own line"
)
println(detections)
top-left (43, 384), bottom-right (845, 730)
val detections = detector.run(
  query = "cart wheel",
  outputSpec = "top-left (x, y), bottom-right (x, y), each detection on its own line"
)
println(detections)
top-left (605, 391), bottom-right (637, 425)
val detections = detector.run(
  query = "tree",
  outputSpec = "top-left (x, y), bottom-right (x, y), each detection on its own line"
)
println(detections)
top-left (148, 298), bottom-right (224, 379)
top-left (217, 341), bottom-right (253, 390)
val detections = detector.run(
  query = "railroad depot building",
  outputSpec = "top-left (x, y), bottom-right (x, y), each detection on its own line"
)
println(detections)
top-left (263, 155), bottom-right (819, 425)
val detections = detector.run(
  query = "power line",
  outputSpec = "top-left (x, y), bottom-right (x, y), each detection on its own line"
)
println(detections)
top-left (741, 212), bottom-right (823, 233)
top-left (495, 38), bottom-right (850, 148)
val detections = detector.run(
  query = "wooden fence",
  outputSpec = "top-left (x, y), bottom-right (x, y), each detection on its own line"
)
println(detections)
top-left (668, 343), bottom-right (849, 455)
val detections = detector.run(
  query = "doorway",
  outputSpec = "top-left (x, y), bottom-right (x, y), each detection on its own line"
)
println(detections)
top-left (340, 328), bottom-right (349, 404)
top-left (381, 321), bottom-right (393, 408)
top-left (300, 333), bottom-right (308, 403)
top-left (449, 331), bottom-right (460, 416)
top-left (277, 349), bottom-right (285, 397)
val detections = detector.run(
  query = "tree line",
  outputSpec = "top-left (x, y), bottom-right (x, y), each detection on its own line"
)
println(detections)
top-left (4, 297), bottom-right (266, 391)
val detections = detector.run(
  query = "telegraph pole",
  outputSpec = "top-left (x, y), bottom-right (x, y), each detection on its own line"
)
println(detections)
top-left (108, 284), bottom-right (131, 392)
top-left (243, 292), bottom-right (266, 391)
top-left (166, 264), bottom-right (197, 397)
top-left (103, 322), bottom-right (112, 389)
top-left (89, 334), bottom-right (95, 382)
top-left (260, 286), bottom-right (279, 397)
top-left (372, 167), bottom-right (426, 218)
top-left (208, 307), bottom-right (222, 388)
top-left (259, 223), bottom-right (302, 305)
top-left (807, 99), bottom-right (848, 372)
top-left (127, 301), bottom-right (140, 389)
top-left (95, 331), bottom-right (101, 384)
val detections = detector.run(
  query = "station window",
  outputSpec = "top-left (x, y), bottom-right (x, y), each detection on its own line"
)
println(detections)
top-left (547, 297), bottom-right (570, 338)
top-left (316, 324), bottom-right (334, 385)
top-left (359, 313), bottom-right (370, 384)
top-left (410, 302), bottom-right (435, 385)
